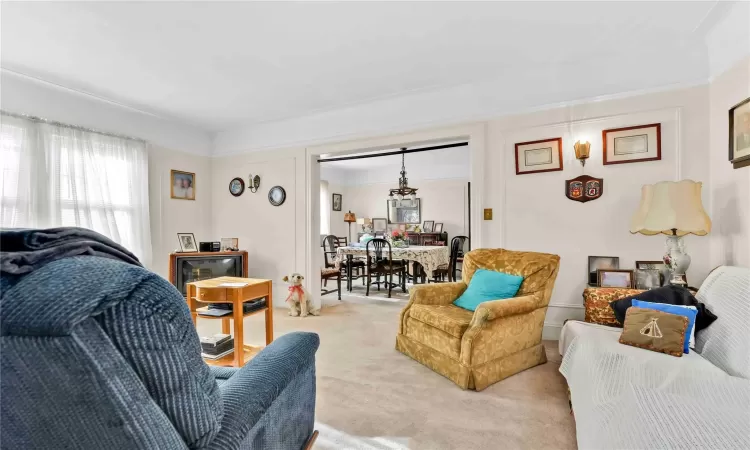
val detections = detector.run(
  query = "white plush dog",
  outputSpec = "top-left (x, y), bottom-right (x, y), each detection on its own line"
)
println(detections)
top-left (282, 273), bottom-right (320, 317)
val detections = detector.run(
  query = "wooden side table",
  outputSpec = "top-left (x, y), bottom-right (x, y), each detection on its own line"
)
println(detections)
top-left (186, 276), bottom-right (273, 367)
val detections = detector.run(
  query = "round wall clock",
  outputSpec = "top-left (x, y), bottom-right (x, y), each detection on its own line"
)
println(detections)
top-left (268, 186), bottom-right (286, 206)
top-left (229, 177), bottom-right (245, 196)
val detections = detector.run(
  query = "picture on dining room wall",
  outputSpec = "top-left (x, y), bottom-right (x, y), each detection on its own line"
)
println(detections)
top-left (514, 137), bottom-right (563, 175)
top-left (422, 220), bottom-right (434, 232)
top-left (729, 97), bottom-right (750, 167)
top-left (602, 123), bottom-right (661, 165)
top-left (171, 170), bottom-right (195, 200)
top-left (332, 193), bottom-right (342, 211)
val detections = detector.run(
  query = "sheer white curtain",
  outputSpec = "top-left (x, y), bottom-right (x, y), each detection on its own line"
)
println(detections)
top-left (320, 180), bottom-right (331, 235)
top-left (0, 114), bottom-right (153, 266)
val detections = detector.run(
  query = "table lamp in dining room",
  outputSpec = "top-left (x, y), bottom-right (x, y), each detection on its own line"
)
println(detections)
top-left (630, 180), bottom-right (711, 285)
top-left (344, 211), bottom-right (357, 243)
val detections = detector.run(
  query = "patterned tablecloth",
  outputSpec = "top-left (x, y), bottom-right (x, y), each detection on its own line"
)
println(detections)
top-left (335, 245), bottom-right (450, 278)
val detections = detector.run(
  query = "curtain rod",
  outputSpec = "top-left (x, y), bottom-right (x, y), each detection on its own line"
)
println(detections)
top-left (317, 141), bottom-right (468, 163)
top-left (0, 110), bottom-right (147, 143)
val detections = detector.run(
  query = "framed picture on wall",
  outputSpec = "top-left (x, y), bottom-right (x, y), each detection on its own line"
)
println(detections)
top-left (729, 97), bottom-right (750, 167)
top-left (602, 123), bottom-right (661, 165)
top-left (514, 137), bottom-right (563, 175)
top-left (171, 170), bottom-right (195, 200)
top-left (332, 193), bottom-right (342, 211)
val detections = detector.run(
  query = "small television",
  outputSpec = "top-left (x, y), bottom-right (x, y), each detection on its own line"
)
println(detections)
top-left (169, 251), bottom-right (248, 296)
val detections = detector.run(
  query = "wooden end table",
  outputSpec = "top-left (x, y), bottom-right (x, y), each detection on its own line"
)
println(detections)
top-left (186, 276), bottom-right (273, 367)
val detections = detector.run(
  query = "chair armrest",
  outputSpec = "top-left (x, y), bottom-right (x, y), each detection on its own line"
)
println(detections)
top-left (471, 294), bottom-right (539, 324)
top-left (211, 332), bottom-right (319, 447)
top-left (409, 282), bottom-right (467, 306)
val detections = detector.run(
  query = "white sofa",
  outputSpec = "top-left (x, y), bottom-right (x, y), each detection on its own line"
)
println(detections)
top-left (559, 266), bottom-right (750, 449)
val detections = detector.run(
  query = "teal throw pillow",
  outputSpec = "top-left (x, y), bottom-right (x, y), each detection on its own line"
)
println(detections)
top-left (453, 269), bottom-right (524, 312)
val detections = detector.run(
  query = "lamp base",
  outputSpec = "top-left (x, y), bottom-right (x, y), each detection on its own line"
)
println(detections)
top-left (664, 235), bottom-right (690, 286)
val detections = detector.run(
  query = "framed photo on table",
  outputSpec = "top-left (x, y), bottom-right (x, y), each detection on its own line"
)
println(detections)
top-left (729, 97), bottom-right (750, 168)
top-left (588, 255), bottom-right (619, 286)
top-left (602, 123), bottom-right (661, 165)
top-left (422, 220), bottom-right (434, 232)
top-left (177, 233), bottom-right (198, 252)
top-left (598, 269), bottom-right (634, 288)
top-left (515, 137), bottom-right (563, 175)
top-left (434, 223), bottom-right (443, 233)
top-left (372, 218), bottom-right (388, 232)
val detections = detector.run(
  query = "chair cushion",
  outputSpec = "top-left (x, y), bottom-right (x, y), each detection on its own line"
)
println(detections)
top-left (321, 268), bottom-right (340, 278)
top-left (409, 304), bottom-right (473, 338)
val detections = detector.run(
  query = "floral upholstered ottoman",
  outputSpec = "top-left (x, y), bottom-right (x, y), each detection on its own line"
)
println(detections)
top-left (582, 287), bottom-right (644, 326)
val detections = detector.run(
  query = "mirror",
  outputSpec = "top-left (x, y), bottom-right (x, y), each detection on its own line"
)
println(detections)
top-left (386, 198), bottom-right (421, 224)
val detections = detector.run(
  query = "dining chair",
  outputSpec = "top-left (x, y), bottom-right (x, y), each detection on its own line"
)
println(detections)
top-left (322, 235), bottom-right (364, 291)
top-left (428, 236), bottom-right (466, 283)
top-left (365, 238), bottom-right (406, 298)
top-left (449, 236), bottom-right (469, 281)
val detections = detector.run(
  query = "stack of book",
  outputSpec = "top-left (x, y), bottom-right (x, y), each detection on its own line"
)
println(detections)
top-left (200, 333), bottom-right (234, 360)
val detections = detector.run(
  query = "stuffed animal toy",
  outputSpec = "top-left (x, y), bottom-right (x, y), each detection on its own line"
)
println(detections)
top-left (282, 273), bottom-right (320, 317)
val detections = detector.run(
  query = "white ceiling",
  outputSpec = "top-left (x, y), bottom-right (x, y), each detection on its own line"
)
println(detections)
top-left (1, 1), bottom-right (721, 134)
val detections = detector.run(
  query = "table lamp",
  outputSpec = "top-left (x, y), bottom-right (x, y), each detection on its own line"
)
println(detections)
top-left (630, 180), bottom-right (711, 285)
top-left (357, 217), bottom-right (372, 233)
top-left (344, 211), bottom-right (357, 242)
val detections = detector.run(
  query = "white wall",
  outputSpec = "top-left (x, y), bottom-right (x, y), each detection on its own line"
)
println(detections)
top-left (483, 86), bottom-right (711, 337)
top-left (708, 57), bottom-right (750, 268)
top-left (210, 148), bottom-right (307, 301)
top-left (148, 146), bottom-right (213, 278)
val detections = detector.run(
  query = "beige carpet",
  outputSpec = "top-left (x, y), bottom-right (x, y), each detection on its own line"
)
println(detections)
top-left (198, 294), bottom-right (577, 449)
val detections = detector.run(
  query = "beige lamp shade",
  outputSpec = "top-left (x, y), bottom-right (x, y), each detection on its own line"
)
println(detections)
top-left (630, 180), bottom-right (711, 236)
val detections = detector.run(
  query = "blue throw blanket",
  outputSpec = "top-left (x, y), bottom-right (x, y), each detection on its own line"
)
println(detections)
top-left (0, 227), bottom-right (141, 275)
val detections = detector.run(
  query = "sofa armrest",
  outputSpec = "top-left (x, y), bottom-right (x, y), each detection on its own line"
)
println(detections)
top-left (471, 294), bottom-right (539, 324)
top-left (409, 282), bottom-right (467, 306)
top-left (210, 332), bottom-right (319, 448)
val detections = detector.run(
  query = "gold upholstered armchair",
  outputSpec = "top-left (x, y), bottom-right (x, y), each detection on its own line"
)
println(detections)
top-left (396, 248), bottom-right (560, 391)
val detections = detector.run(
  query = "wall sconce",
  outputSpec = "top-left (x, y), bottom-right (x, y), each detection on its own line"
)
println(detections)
top-left (248, 174), bottom-right (261, 193)
top-left (574, 140), bottom-right (591, 166)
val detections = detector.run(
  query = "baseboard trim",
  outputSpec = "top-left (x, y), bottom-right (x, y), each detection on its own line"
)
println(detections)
top-left (548, 303), bottom-right (584, 309)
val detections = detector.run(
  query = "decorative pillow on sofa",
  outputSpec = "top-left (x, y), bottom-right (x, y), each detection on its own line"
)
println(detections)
top-left (453, 269), bottom-right (523, 312)
top-left (632, 300), bottom-right (697, 353)
top-left (619, 307), bottom-right (688, 357)
top-left (609, 285), bottom-right (717, 331)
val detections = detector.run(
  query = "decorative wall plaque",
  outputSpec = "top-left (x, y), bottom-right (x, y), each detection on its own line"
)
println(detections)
top-left (566, 175), bottom-right (603, 203)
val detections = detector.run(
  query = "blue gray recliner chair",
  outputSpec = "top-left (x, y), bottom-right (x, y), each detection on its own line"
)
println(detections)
top-left (0, 228), bottom-right (319, 449)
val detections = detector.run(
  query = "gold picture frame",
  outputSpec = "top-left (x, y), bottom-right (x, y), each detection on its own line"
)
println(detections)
top-left (171, 170), bottom-right (195, 200)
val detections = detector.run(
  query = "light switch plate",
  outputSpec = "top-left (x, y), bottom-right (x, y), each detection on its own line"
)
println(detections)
top-left (483, 208), bottom-right (493, 220)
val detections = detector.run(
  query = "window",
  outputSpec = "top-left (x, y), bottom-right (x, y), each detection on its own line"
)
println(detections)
top-left (0, 114), bottom-right (152, 266)
top-left (320, 180), bottom-right (330, 235)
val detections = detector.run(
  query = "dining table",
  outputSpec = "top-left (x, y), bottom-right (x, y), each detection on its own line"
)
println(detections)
top-left (335, 244), bottom-right (450, 291)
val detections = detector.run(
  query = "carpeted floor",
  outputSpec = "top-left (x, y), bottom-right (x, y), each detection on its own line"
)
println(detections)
top-left (199, 293), bottom-right (577, 449)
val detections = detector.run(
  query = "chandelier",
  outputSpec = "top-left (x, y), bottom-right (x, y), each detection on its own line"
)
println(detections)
top-left (388, 150), bottom-right (418, 203)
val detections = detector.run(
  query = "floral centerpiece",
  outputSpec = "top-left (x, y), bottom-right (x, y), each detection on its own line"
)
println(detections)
top-left (388, 229), bottom-right (410, 248)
